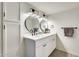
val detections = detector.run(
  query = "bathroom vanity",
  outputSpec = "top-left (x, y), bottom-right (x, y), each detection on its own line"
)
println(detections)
top-left (23, 7), bottom-right (56, 57)
top-left (23, 32), bottom-right (56, 57)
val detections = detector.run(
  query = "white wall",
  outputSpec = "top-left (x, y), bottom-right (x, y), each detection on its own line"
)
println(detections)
top-left (20, 2), bottom-right (31, 56)
top-left (48, 7), bottom-right (79, 56)
top-left (20, 3), bottom-right (32, 37)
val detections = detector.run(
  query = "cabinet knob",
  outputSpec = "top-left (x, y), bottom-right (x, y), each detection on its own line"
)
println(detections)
top-left (43, 44), bottom-right (47, 47)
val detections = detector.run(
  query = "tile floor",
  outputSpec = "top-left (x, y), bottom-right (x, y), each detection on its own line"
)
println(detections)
top-left (49, 49), bottom-right (78, 57)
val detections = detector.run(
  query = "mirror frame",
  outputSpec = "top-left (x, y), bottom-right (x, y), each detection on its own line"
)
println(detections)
top-left (24, 19), bottom-right (30, 32)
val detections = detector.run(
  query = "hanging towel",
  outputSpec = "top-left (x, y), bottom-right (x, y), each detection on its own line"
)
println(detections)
top-left (64, 28), bottom-right (74, 37)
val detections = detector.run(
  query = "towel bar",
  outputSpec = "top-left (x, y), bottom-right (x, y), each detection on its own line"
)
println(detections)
top-left (61, 27), bottom-right (77, 29)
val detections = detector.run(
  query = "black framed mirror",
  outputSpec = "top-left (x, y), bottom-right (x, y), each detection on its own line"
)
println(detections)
top-left (24, 16), bottom-right (40, 33)
top-left (40, 19), bottom-right (50, 33)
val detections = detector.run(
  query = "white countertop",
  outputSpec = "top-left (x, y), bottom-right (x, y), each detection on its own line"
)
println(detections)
top-left (23, 31), bottom-right (56, 41)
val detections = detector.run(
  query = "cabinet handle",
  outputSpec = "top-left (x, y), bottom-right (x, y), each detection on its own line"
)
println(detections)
top-left (3, 25), bottom-right (5, 30)
top-left (3, 12), bottom-right (5, 17)
top-left (43, 44), bottom-right (47, 47)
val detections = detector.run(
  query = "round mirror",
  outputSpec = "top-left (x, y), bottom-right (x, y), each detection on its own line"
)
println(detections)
top-left (24, 16), bottom-right (40, 33)
top-left (40, 19), bottom-right (50, 33)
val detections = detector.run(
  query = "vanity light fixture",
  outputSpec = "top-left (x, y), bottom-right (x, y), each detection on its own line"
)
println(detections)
top-left (30, 8), bottom-right (39, 14)
top-left (30, 8), bottom-right (35, 13)
top-left (30, 8), bottom-right (36, 15)
top-left (30, 8), bottom-right (40, 19)
top-left (43, 14), bottom-right (46, 17)
top-left (29, 8), bottom-right (36, 17)
top-left (30, 8), bottom-right (47, 20)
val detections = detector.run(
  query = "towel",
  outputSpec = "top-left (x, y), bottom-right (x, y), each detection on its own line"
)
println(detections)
top-left (64, 28), bottom-right (74, 37)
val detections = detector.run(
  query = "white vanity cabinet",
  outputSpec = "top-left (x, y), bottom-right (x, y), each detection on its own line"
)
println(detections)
top-left (36, 35), bottom-right (56, 57)
top-left (3, 2), bottom-right (19, 22)
top-left (24, 34), bottom-right (56, 57)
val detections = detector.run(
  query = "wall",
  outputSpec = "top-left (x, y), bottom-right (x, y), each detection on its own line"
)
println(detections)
top-left (48, 7), bottom-right (79, 56)
top-left (20, 2), bottom-right (31, 56)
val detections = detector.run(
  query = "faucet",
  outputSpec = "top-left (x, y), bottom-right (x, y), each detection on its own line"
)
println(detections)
top-left (30, 28), bottom-right (38, 36)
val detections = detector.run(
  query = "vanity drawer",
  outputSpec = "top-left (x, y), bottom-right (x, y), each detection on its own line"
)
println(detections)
top-left (36, 36), bottom-right (56, 57)
top-left (36, 35), bottom-right (56, 47)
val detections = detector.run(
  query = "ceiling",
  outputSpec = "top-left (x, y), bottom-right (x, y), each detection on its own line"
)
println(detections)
top-left (28, 2), bottom-right (79, 15)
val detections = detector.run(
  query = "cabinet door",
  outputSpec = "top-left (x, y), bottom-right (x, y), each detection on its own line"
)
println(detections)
top-left (36, 42), bottom-right (53, 57)
top-left (44, 35), bottom-right (56, 56)
top-left (36, 44), bottom-right (45, 57)
top-left (3, 2), bottom-right (19, 22)
top-left (3, 22), bottom-right (20, 57)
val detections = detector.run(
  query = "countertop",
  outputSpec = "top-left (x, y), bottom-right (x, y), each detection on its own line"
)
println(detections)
top-left (23, 31), bottom-right (56, 41)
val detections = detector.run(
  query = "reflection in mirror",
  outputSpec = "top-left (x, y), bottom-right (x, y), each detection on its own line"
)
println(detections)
top-left (40, 19), bottom-right (50, 33)
top-left (24, 16), bottom-right (40, 34)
